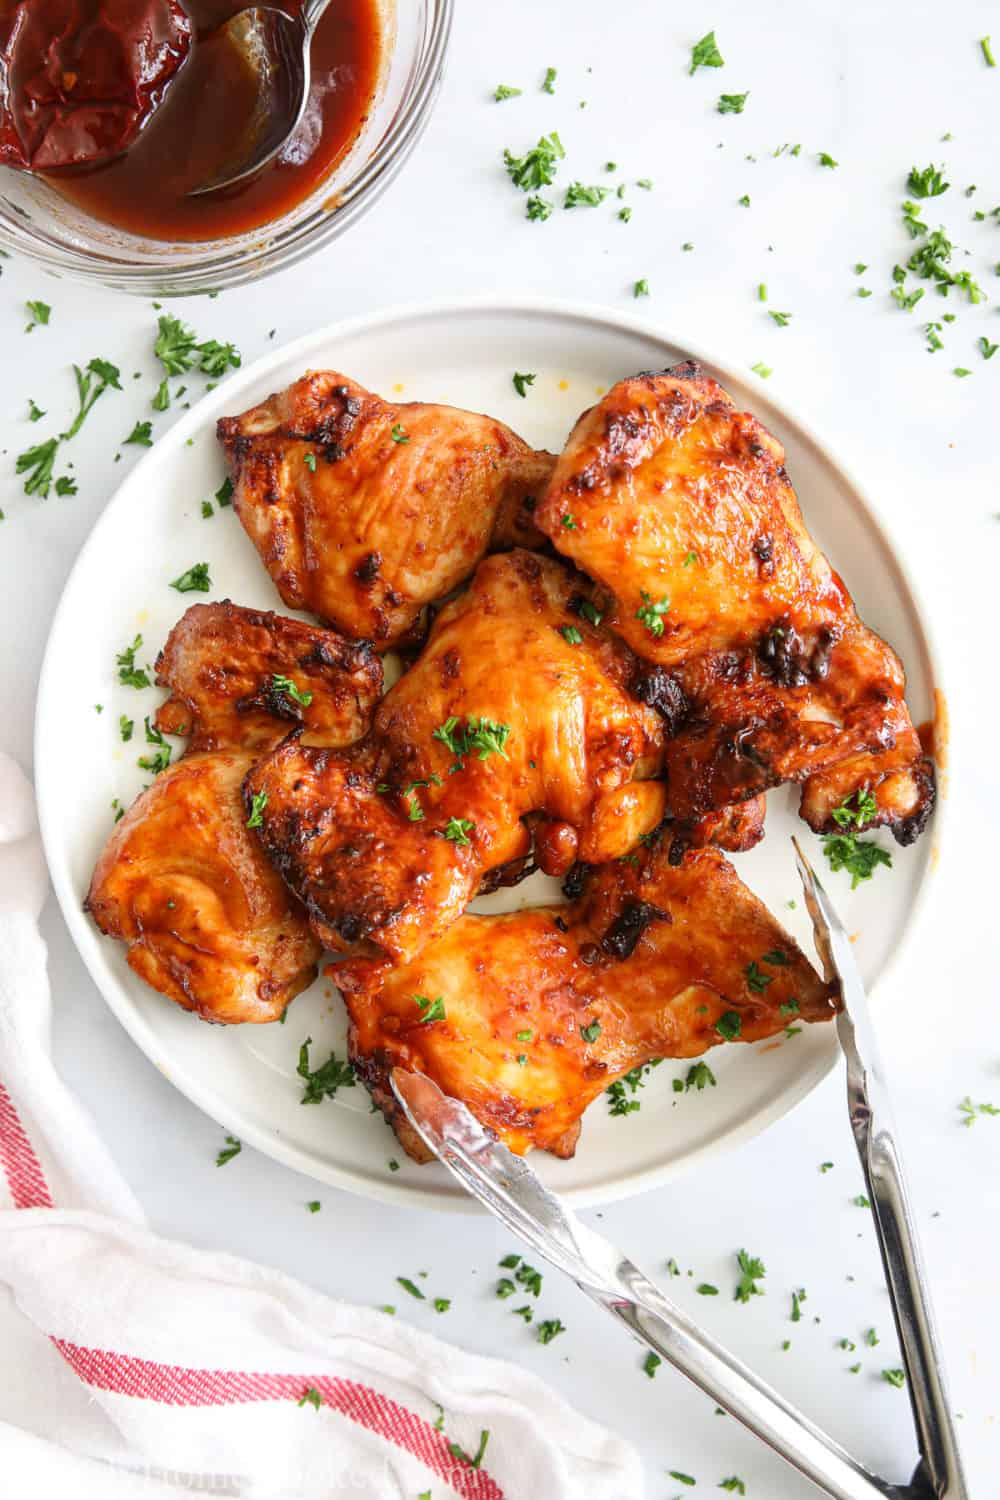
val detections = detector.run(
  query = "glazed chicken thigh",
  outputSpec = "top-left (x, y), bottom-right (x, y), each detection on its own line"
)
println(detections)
top-left (337, 839), bottom-right (834, 1159)
top-left (217, 372), bottom-right (554, 645)
top-left (536, 364), bottom-right (933, 845)
top-left (245, 550), bottom-right (667, 965)
top-left (87, 604), bottom-right (383, 1023)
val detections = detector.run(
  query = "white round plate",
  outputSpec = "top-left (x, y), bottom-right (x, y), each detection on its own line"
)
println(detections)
top-left (35, 299), bottom-right (941, 1211)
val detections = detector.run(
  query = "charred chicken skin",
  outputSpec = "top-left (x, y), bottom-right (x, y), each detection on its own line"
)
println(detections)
top-left (536, 363), bottom-right (933, 845)
top-left (244, 550), bottom-right (667, 965)
top-left (217, 371), bottom-right (554, 646)
top-left (87, 604), bottom-right (383, 1023)
top-left (337, 839), bottom-right (834, 1159)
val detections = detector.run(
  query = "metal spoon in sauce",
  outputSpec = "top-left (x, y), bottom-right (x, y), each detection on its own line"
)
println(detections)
top-left (189, 0), bottom-right (333, 195)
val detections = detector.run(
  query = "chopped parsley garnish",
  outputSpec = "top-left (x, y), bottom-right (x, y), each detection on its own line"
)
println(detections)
top-left (64, 358), bottom-right (122, 439)
top-left (820, 1160), bottom-right (834, 1172)
top-left (769, 310), bottom-right (792, 327)
top-left (116, 635), bottom-right (151, 689)
top-left (907, 164), bottom-right (949, 198)
top-left (432, 715), bottom-right (512, 762)
top-left (669, 1472), bottom-right (696, 1487)
top-left (296, 1036), bottom-right (356, 1104)
top-left (216, 477), bottom-right (234, 507)
top-left (852, 1194), bottom-right (871, 1208)
top-left (271, 673), bottom-right (313, 706)
top-left (734, 1249), bottom-right (765, 1303)
top-left (449, 1429), bottom-right (490, 1468)
top-left (152, 379), bottom-right (170, 412)
top-left (953, 367), bottom-right (972, 378)
top-left (561, 513), bottom-right (577, 529)
top-left (865, 1327), bottom-right (880, 1346)
top-left (16, 438), bottom-right (59, 497)
top-left (619, 206), bottom-right (633, 222)
top-left (246, 790), bottom-right (268, 828)
top-left (606, 1061), bottom-right (659, 1115)
top-left (137, 717), bottom-right (172, 775)
top-left (560, 624), bottom-right (583, 645)
top-left (780, 999), bottom-right (800, 1017)
top-left (580, 1020), bottom-right (602, 1043)
top-left (818, 152), bottom-right (838, 168)
top-left (170, 562), bottom-right (211, 593)
top-left (16, 358), bottom-right (120, 497)
top-left (197, 340), bottom-right (242, 378)
top-left (119, 715), bottom-right (134, 742)
top-left (751, 361), bottom-right (772, 378)
top-left (634, 278), bottom-right (650, 297)
top-left (304, 452), bottom-right (317, 472)
top-left (959, 1095), bottom-right (1000, 1126)
top-left (526, 195), bottom-right (554, 221)
top-left (926, 322), bottom-right (945, 352)
top-left (124, 420), bottom-right (153, 447)
top-left (536, 1319), bottom-right (565, 1345)
top-left (714, 1011), bottom-right (742, 1041)
top-left (416, 994), bottom-right (447, 1024)
top-left (201, 501), bottom-right (214, 519)
top-left (442, 816), bottom-right (475, 845)
top-left (504, 132), bottom-right (565, 191)
top-left (516, 1029), bottom-right (532, 1042)
top-left (496, 1277), bottom-right (515, 1298)
top-left (720, 1481), bottom-right (746, 1495)
top-left (696, 1283), bottom-right (719, 1296)
top-left (542, 66), bottom-right (557, 94)
top-left (980, 337), bottom-right (999, 360)
top-left (433, 1297), bottom-right (451, 1313)
top-left (512, 371), bottom-right (536, 397)
top-left (25, 300), bottom-right (51, 332)
top-left (512, 1304), bottom-right (532, 1321)
top-left (738, 194), bottom-right (750, 207)
top-left (643, 1352), bottom-right (661, 1378)
top-left (390, 423), bottom-right (409, 444)
top-left (578, 598), bottom-right (603, 624)
top-left (494, 84), bottom-right (522, 101)
top-left (307, 1201), bottom-right (321, 1213)
top-left (684, 1062), bottom-right (716, 1091)
top-left (791, 1288), bottom-right (806, 1321)
top-left (27, 399), bottom-right (45, 422)
top-left (982, 36), bottom-right (996, 67)
top-left (689, 29), bottom-right (724, 74)
top-left (564, 182), bottom-right (610, 208)
top-left (832, 789), bottom-right (876, 828)
top-left (297, 1387), bottom-right (322, 1409)
top-left (745, 961), bottom-right (773, 993)
top-left (882, 1368), bottom-right (906, 1389)
top-left (154, 315), bottom-right (241, 378)
top-left (636, 589), bottom-right (670, 635)
top-left (839, 1337), bottom-right (856, 1351)
top-left (822, 831), bottom-right (891, 888)
top-left (216, 1134), bottom-right (241, 1166)
top-left (718, 92), bottom-right (748, 114)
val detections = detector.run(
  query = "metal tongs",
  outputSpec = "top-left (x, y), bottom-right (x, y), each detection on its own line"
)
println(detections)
top-left (390, 842), bottom-right (968, 1500)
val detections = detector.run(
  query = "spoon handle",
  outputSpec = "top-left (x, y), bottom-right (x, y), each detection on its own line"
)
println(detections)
top-left (300, 0), bottom-right (335, 37)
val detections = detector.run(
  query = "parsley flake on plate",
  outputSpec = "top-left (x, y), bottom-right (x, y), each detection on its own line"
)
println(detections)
top-left (818, 152), bottom-right (838, 168)
top-left (504, 132), bottom-right (565, 192)
top-left (170, 562), bottom-right (211, 594)
top-left (124, 420), bottom-right (153, 447)
top-left (769, 310), bottom-right (792, 327)
top-left (296, 1036), bottom-right (355, 1103)
top-left (216, 1134), bottom-right (241, 1166)
top-left (718, 92), bottom-right (748, 114)
top-left (564, 182), bottom-right (610, 208)
top-left (734, 1249), bottom-right (765, 1303)
top-left (25, 299), bottom-right (51, 332)
top-left (689, 29), bottom-right (724, 74)
top-left (959, 1095), bottom-right (1000, 1125)
top-left (494, 84), bottom-right (522, 101)
top-left (982, 35), bottom-right (996, 66)
top-left (714, 1010), bottom-right (742, 1041)
top-left (643, 1352), bottom-right (661, 1378)
top-left (536, 1318), bottom-right (565, 1345)
top-left (542, 66), bottom-right (557, 94)
top-left (512, 371), bottom-right (536, 397)
top-left (751, 361), bottom-right (772, 378)
top-left (116, 634), bottom-right (151, 689)
top-left (634, 277), bottom-right (650, 298)
top-left (526, 195), bottom-right (553, 221)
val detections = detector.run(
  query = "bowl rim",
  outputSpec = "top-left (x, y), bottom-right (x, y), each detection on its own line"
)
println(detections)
top-left (0, 0), bottom-right (454, 295)
top-left (33, 294), bottom-right (947, 1211)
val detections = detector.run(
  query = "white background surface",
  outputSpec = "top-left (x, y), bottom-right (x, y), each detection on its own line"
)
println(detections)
top-left (1, 1), bottom-right (998, 1494)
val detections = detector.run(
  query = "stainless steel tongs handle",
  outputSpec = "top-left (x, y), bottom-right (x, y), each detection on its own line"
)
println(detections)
top-left (794, 842), bottom-right (969, 1500)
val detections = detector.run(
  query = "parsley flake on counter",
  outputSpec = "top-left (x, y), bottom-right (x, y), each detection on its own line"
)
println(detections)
top-left (959, 1095), bottom-right (1000, 1125)
top-left (296, 1036), bottom-right (355, 1103)
top-left (442, 816), bottom-right (475, 845)
top-left (689, 29), bottom-right (724, 74)
top-left (982, 36), bottom-right (996, 66)
top-left (718, 92), bottom-right (748, 114)
top-left (907, 164), bottom-right (949, 198)
top-left (926, 322), bottom-right (944, 352)
top-left (433, 1297), bottom-right (451, 1313)
top-left (751, 361), bottom-right (772, 378)
top-left (734, 1250), bottom-right (765, 1304)
top-left (417, 994), bottom-right (447, 1024)
top-left (791, 1288), bottom-right (806, 1322)
top-left (634, 277), bottom-right (650, 297)
top-left (738, 194), bottom-right (750, 207)
top-left (818, 152), bottom-right (838, 168)
top-left (526, 195), bottom-right (554, 221)
top-left (820, 1161), bottom-right (834, 1172)
top-left (714, 1011), bottom-right (741, 1041)
top-left (201, 501), bottom-right (214, 519)
top-left (512, 371), bottom-right (536, 397)
top-left (152, 379), bottom-right (170, 412)
top-left (119, 715), bottom-right (134, 742)
top-left (636, 589), bottom-right (670, 635)
top-left (669, 1471), bottom-right (696, 1487)
top-left (28, 399), bottom-right (45, 422)
top-left (216, 1134), bottom-right (241, 1166)
top-left (307, 1200), bottom-right (321, 1213)
top-left (496, 1278), bottom-right (516, 1299)
top-left (696, 1283), bottom-right (719, 1296)
top-left (25, 300), bottom-right (51, 332)
top-left (853, 1194), bottom-right (871, 1208)
top-left (154, 315), bottom-right (241, 378)
top-left (953, 366), bottom-right (972, 377)
top-left (882, 1368), bottom-right (906, 1388)
top-left (979, 337), bottom-right (998, 359)
top-left (564, 181), bottom-right (610, 208)
top-left (245, 790), bottom-right (268, 828)
top-left (16, 439), bottom-right (58, 497)
top-left (619, 206), bottom-right (633, 222)
top-left (769, 310), bottom-right (792, 327)
top-left (116, 634), bottom-right (151, 689)
top-left (125, 420), bottom-right (153, 447)
top-left (170, 562), bottom-right (211, 593)
top-left (643, 1352), bottom-right (661, 1378)
top-left (297, 1386), bottom-right (322, 1409)
top-left (542, 66), bottom-right (557, 94)
top-left (494, 84), bottom-right (522, 101)
top-left (720, 1481), bottom-right (746, 1495)
top-left (536, 1318), bottom-right (565, 1345)
top-left (504, 132), bottom-right (565, 191)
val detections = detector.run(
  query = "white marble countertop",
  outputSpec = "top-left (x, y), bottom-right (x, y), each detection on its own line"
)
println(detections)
top-left (1, 0), bottom-right (998, 1493)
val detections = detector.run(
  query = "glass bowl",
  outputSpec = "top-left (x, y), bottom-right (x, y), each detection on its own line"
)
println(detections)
top-left (0, 0), bottom-right (452, 296)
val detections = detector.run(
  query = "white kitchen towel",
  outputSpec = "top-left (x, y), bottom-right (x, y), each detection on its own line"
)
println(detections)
top-left (0, 752), bottom-right (642, 1499)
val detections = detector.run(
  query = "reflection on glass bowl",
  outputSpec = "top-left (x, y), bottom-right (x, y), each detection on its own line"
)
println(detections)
top-left (0, 0), bottom-right (452, 296)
